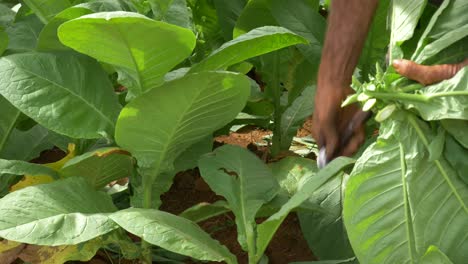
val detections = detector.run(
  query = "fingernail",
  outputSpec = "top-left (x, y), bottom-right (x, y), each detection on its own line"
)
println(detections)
top-left (317, 147), bottom-right (327, 169)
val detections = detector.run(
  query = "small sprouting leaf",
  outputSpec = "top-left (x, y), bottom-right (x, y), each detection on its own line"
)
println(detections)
top-left (362, 98), bottom-right (377, 111)
top-left (341, 94), bottom-right (359, 107)
top-left (357, 93), bottom-right (370, 102)
top-left (375, 104), bottom-right (397, 122)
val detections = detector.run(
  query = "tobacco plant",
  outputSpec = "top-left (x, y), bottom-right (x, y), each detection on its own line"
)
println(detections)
top-left (341, 0), bottom-right (468, 263)
top-left (0, 0), bottom-right (328, 263)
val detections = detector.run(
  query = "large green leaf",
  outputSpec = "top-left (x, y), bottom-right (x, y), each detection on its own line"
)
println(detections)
top-left (389, 0), bottom-right (427, 58)
top-left (234, 0), bottom-right (276, 37)
top-left (441, 119), bottom-right (468, 148)
top-left (0, 52), bottom-right (121, 139)
top-left (444, 135), bottom-right (468, 185)
top-left (37, 1), bottom-right (123, 51)
top-left (110, 208), bottom-right (237, 264)
top-left (0, 4), bottom-right (15, 27)
top-left (60, 147), bottom-right (133, 189)
top-left (0, 125), bottom-right (54, 161)
top-left (268, 0), bottom-right (323, 98)
top-left (5, 15), bottom-right (44, 53)
top-left (198, 145), bottom-right (279, 252)
top-left (38, 6), bottom-right (93, 51)
top-left (0, 96), bottom-right (20, 153)
top-left (413, 24), bottom-right (468, 63)
top-left (0, 29), bottom-right (7, 55)
top-left (58, 11), bottom-right (196, 95)
top-left (0, 177), bottom-right (118, 245)
top-left (22, 0), bottom-right (72, 24)
top-left (269, 0), bottom-right (324, 66)
top-left (404, 68), bottom-right (468, 120)
top-left (0, 159), bottom-right (59, 178)
top-left (255, 157), bottom-right (355, 262)
top-left (213, 0), bottom-right (246, 40)
top-left (190, 26), bottom-right (307, 73)
top-left (427, 0), bottom-right (468, 39)
top-left (411, 0), bottom-right (468, 63)
top-left (344, 113), bottom-right (468, 264)
top-left (115, 72), bottom-right (249, 205)
top-left (0, 124), bottom-right (55, 197)
top-left (233, 0), bottom-right (321, 103)
top-left (148, 0), bottom-right (193, 29)
top-left (298, 174), bottom-right (354, 260)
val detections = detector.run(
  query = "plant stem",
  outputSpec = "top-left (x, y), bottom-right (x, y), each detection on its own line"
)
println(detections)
top-left (270, 52), bottom-right (283, 157)
top-left (427, 91), bottom-right (468, 99)
top-left (400, 83), bottom-right (423, 93)
top-left (366, 91), bottom-right (429, 102)
top-left (141, 174), bottom-right (154, 264)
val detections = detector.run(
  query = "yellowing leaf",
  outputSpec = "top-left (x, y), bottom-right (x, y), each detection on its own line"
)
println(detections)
top-left (10, 144), bottom-right (76, 192)
top-left (0, 239), bottom-right (22, 253)
top-left (18, 239), bottom-right (102, 264)
top-left (45, 143), bottom-right (76, 171)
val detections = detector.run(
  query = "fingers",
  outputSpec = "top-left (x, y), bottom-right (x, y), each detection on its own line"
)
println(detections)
top-left (312, 111), bottom-right (340, 162)
top-left (393, 59), bottom-right (468, 85)
top-left (341, 125), bottom-right (366, 157)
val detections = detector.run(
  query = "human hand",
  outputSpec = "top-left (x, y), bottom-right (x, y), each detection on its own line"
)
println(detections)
top-left (313, 85), bottom-right (370, 167)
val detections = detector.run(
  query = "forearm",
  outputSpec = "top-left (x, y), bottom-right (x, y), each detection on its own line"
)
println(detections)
top-left (318, 0), bottom-right (378, 88)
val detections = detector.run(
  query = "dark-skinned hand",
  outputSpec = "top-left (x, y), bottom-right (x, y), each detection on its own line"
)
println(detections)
top-left (313, 58), bottom-right (467, 164)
